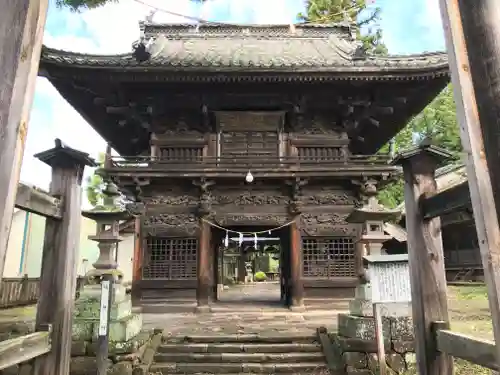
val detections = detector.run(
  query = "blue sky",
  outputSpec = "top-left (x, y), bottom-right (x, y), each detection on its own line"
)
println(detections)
top-left (22, 0), bottom-right (446, 203)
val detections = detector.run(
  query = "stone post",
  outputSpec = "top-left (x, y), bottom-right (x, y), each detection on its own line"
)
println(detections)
top-left (73, 210), bottom-right (143, 359)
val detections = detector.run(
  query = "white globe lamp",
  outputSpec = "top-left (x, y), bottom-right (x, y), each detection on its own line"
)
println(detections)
top-left (245, 171), bottom-right (254, 183)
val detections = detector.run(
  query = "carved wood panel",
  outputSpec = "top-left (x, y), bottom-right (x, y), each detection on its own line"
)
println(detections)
top-left (220, 131), bottom-right (279, 158)
top-left (301, 187), bottom-right (360, 206)
top-left (142, 214), bottom-right (199, 236)
top-left (300, 213), bottom-right (359, 237)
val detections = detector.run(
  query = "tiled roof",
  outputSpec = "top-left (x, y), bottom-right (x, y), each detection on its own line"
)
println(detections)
top-left (40, 23), bottom-right (449, 74)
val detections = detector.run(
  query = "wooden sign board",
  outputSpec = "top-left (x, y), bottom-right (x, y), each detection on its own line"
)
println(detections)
top-left (364, 254), bottom-right (411, 304)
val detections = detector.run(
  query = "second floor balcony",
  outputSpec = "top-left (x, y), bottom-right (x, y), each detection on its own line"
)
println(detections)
top-left (102, 153), bottom-right (399, 179)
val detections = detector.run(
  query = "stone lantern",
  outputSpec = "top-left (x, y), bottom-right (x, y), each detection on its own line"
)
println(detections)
top-left (73, 209), bottom-right (143, 349)
top-left (346, 179), bottom-right (406, 317)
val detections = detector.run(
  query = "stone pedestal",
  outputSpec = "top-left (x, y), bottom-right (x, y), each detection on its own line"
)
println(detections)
top-left (350, 284), bottom-right (412, 318)
top-left (73, 281), bottom-right (142, 344)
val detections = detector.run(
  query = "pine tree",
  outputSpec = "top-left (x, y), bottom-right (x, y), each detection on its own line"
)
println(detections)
top-left (298, 0), bottom-right (388, 55)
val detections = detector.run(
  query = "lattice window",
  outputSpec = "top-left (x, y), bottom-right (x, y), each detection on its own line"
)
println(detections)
top-left (142, 237), bottom-right (198, 280)
top-left (302, 237), bottom-right (355, 279)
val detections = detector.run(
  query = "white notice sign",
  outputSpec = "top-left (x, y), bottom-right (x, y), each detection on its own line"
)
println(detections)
top-left (98, 280), bottom-right (111, 336)
top-left (364, 255), bottom-right (411, 304)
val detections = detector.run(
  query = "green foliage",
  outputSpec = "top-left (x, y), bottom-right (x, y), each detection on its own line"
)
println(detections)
top-left (378, 85), bottom-right (462, 208)
top-left (85, 152), bottom-right (119, 211)
top-left (298, 0), bottom-right (388, 55)
top-left (254, 271), bottom-right (267, 282)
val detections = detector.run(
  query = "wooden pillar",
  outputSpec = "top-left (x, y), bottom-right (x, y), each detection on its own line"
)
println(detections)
top-left (289, 220), bottom-right (304, 310)
top-left (393, 143), bottom-right (453, 375)
top-left (0, 0), bottom-right (48, 282)
top-left (439, 0), bottom-right (500, 367)
top-left (32, 139), bottom-right (96, 375)
top-left (132, 217), bottom-right (142, 306)
top-left (197, 219), bottom-right (211, 311)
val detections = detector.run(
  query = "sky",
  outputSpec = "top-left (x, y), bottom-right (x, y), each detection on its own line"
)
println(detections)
top-left (21, 0), bottom-right (447, 206)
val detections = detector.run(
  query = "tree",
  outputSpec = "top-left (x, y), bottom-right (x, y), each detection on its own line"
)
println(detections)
top-left (298, 0), bottom-right (388, 55)
top-left (377, 84), bottom-right (462, 208)
top-left (85, 152), bottom-right (121, 211)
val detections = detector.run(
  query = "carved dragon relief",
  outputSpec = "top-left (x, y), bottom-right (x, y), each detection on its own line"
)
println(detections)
top-left (300, 212), bottom-right (359, 237)
top-left (301, 190), bottom-right (361, 206)
top-left (215, 214), bottom-right (288, 226)
top-left (142, 213), bottom-right (199, 236)
top-left (213, 191), bottom-right (290, 205)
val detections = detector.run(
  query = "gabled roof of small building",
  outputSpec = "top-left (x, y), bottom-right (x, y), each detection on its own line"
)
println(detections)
top-left (40, 23), bottom-right (448, 75)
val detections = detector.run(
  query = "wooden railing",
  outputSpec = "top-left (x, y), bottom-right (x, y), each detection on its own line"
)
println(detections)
top-left (432, 322), bottom-right (497, 371)
top-left (108, 154), bottom-right (393, 169)
top-left (0, 275), bottom-right (86, 309)
top-left (0, 327), bottom-right (52, 370)
top-left (0, 276), bottom-right (40, 309)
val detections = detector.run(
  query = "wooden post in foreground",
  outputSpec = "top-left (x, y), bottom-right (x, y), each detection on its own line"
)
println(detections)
top-left (32, 139), bottom-right (96, 375)
top-left (0, 0), bottom-right (49, 279)
top-left (393, 143), bottom-right (453, 375)
top-left (438, 0), bottom-right (500, 368)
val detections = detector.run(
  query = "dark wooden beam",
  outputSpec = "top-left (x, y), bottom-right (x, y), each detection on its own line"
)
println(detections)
top-left (422, 182), bottom-right (471, 220)
top-left (439, 0), bottom-right (500, 368)
top-left (0, 330), bottom-right (51, 370)
top-left (0, 0), bottom-right (48, 282)
top-left (15, 183), bottom-right (62, 219)
top-left (394, 145), bottom-right (453, 375)
top-left (32, 140), bottom-right (96, 375)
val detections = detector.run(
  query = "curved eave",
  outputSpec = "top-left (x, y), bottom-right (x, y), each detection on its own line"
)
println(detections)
top-left (39, 47), bottom-right (449, 79)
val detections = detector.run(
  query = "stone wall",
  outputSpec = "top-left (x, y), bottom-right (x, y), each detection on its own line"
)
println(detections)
top-left (333, 314), bottom-right (415, 375)
top-left (0, 328), bottom-right (163, 375)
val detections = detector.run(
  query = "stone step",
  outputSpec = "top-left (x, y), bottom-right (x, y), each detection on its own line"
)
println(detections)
top-left (165, 334), bottom-right (317, 344)
top-left (149, 362), bottom-right (328, 374)
top-left (140, 302), bottom-right (198, 314)
top-left (154, 352), bottom-right (325, 363)
top-left (157, 342), bottom-right (322, 353)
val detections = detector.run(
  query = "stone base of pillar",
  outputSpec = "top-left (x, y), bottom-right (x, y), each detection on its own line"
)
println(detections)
top-left (289, 304), bottom-right (306, 312)
top-left (349, 299), bottom-right (412, 317)
top-left (195, 305), bottom-right (211, 313)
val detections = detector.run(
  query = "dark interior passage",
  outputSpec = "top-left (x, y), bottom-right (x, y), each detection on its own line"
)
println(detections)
top-left (213, 225), bottom-right (291, 307)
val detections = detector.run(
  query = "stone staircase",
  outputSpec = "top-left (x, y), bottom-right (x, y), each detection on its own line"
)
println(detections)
top-left (149, 334), bottom-right (331, 374)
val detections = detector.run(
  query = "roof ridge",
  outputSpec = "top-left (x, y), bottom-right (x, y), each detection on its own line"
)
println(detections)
top-left (41, 45), bottom-right (133, 58)
top-left (141, 21), bottom-right (353, 28)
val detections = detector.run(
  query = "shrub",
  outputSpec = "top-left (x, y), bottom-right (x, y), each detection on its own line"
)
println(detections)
top-left (254, 271), bottom-right (267, 282)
